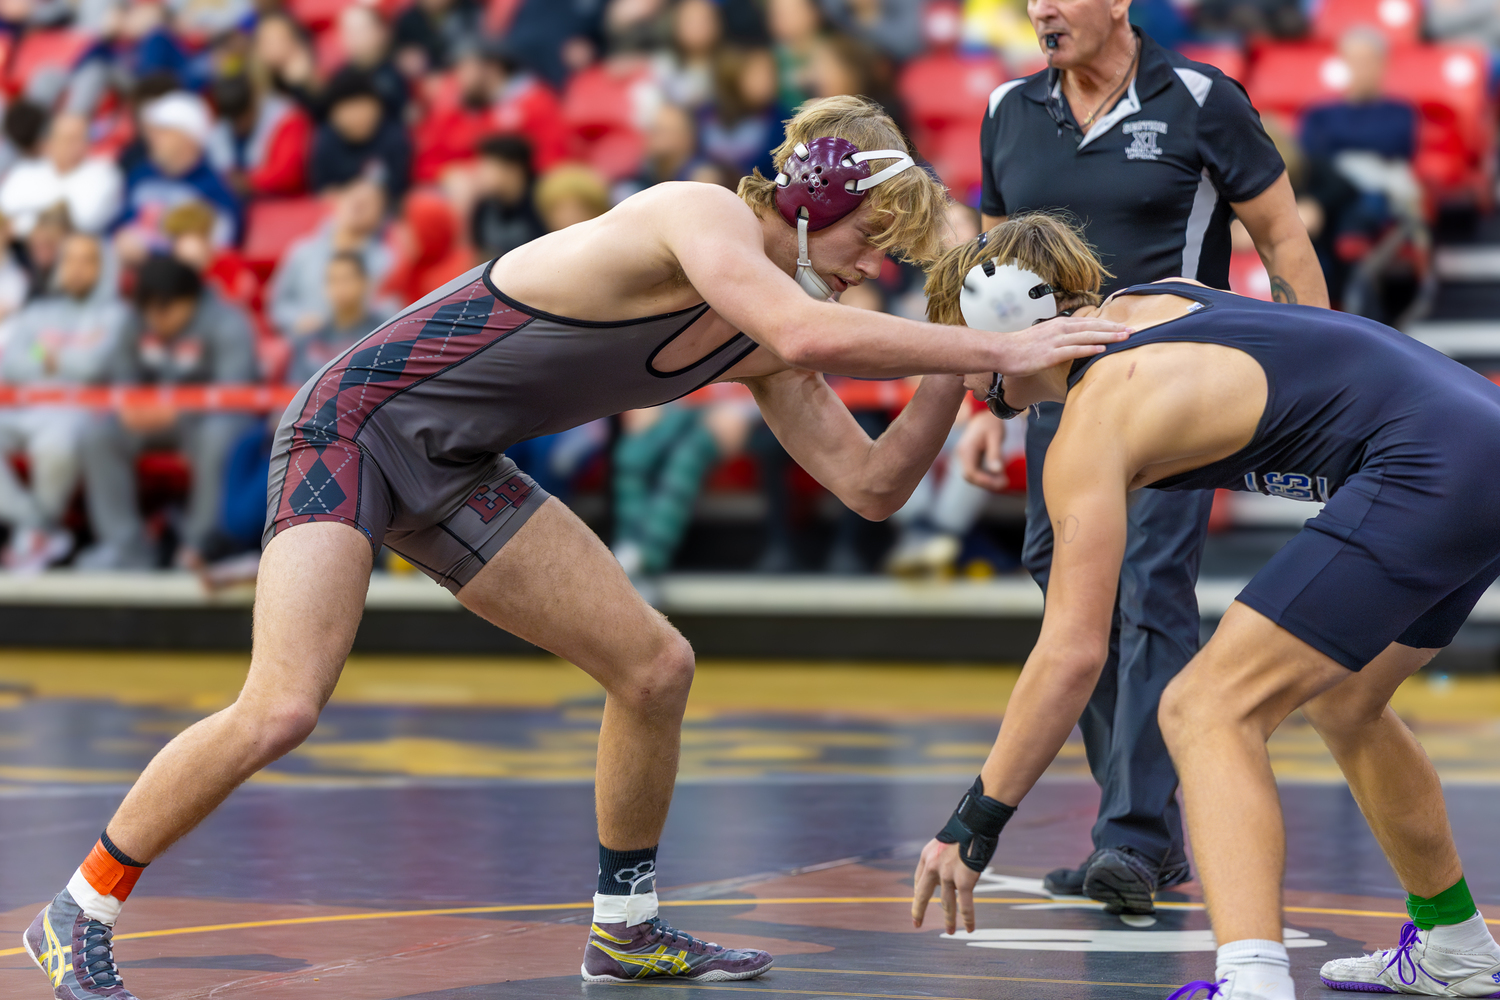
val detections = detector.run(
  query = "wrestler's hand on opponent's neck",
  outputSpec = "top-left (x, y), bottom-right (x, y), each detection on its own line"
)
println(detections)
top-left (1031, 0), bottom-right (1138, 135)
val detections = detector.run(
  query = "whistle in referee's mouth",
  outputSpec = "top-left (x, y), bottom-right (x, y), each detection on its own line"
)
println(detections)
top-left (1045, 33), bottom-right (1060, 49)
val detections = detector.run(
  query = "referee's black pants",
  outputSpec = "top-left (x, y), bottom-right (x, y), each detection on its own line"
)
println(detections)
top-left (1022, 402), bottom-right (1213, 871)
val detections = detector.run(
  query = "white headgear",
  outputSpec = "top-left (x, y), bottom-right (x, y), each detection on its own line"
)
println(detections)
top-left (959, 257), bottom-right (1058, 333)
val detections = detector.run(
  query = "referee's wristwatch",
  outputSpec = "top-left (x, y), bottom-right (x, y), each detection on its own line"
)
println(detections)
top-left (985, 373), bottom-right (1025, 420)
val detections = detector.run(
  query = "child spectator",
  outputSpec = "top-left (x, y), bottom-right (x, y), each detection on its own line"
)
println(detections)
top-left (336, 5), bottom-right (409, 122)
top-left (309, 68), bottom-right (413, 204)
top-left (286, 251), bottom-right (384, 386)
top-left (251, 10), bottom-right (320, 114)
top-left (162, 201), bottom-right (258, 308)
top-left (411, 39), bottom-right (570, 184)
top-left (115, 91), bottom-right (242, 256)
top-left (206, 73), bottom-right (312, 198)
top-left (470, 135), bottom-right (544, 259)
top-left (700, 46), bottom-right (780, 177)
top-left (534, 163), bottom-right (611, 232)
top-left (77, 255), bottom-right (259, 570)
top-left (767, 0), bottom-right (823, 110)
top-left (268, 177), bottom-right (393, 337)
top-left (0, 214), bottom-right (29, 321)
top-left (0, 112), bottom-right (122, 237)
top-left (379, 190), bottom-right (471, 306)
top-left (654, 0), bottom-right (724, 110)
top-left (0, 233), bottom-right (127, 571)
top-left (23, 205), bottom-right (74, 300)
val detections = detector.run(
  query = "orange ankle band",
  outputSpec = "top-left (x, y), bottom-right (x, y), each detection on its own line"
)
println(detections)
top-left (79, 840), bottom-right (145, 900)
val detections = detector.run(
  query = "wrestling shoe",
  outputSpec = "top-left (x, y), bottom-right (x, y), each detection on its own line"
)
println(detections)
top-left (581, 916), bottom-right (773, 983)
top-left (1083, 845), bottom-right (1161, 915)
top-left (23, 888), bottom-right (138, 998)
top-left (1320, 921), bottom-right (1500, 995)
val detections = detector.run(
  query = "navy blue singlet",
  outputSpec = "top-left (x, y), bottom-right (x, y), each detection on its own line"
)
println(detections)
top-left (1066, 282), bottom-right (1500, 669)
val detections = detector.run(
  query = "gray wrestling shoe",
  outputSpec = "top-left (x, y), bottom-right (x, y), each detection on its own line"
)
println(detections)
top-left (23, 888), bottom-right (139, 999)
top-left (581, 916), bottom-right (773, 982)
top-left (1084, 845), bottom-right (1162, 915)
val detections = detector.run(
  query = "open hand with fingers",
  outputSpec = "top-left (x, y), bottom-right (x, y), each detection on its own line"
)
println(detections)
top-left (911, 776), bottom-right (1017, 935)
top-left (912, 837), bottom-right (983, 934)
top-left (995, 315), bottom-right (1131, 377)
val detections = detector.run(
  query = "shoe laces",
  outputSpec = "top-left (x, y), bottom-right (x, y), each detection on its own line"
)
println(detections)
top-left (642, 916), bottom-right (720, 954)
top-left (1165, 978), bottom-right (1226, 999)
top-left (79, 919), bottom-right (124, 989)
top-left (1379, 921), bottom-right (1449, 988)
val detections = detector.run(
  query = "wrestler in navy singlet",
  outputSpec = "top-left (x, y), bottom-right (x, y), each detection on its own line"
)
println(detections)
top-left (264, 261), bottom-right (758, 592)
top-left (1068, 281), bottom-right (1500, 669)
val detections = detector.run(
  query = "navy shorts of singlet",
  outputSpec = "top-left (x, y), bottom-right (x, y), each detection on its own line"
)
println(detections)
top-left (1231, 436), bottom-right (1500, 670)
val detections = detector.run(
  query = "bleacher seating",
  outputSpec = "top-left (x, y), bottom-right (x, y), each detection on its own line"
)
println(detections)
top-left (1245, 40), bottom-right (1495, 209)
top-left (897, 50), bottom-right (1007, 203)
top-left (5, 30), bottom-right (92, 95)
top-left (240, 197), bottom-right (331, 281)
top-left (561, 64), bottom-right (650, 182)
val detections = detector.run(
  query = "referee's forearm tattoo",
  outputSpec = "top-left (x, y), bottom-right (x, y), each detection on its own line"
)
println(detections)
top-left (1269, 276), bottom-right (1297, 305)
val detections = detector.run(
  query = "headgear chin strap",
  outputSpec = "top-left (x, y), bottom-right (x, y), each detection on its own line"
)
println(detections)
top-left (773, 137), bottom-right (917, 300)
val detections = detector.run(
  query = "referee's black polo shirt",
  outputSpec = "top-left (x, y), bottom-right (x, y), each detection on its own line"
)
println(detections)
top-left (980, 30), bottom-right (1285, 295)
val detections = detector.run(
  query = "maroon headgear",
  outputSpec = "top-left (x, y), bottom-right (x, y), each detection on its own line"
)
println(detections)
top-left (773, 137), bottom-right (918, 231)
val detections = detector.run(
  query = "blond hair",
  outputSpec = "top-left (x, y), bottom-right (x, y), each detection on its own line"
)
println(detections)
top-left (925, 212), bottom-right (1110, 325)
top-left (737, 95), bottom-right (951, 265)
top-left (534, 164), bottom-right (611, 223)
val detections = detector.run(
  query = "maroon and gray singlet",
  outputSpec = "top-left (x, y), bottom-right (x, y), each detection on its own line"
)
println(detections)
top-left (265, 262), bottom-right (758, 591)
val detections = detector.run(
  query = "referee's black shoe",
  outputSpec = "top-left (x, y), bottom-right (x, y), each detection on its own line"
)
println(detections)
top-left (1043, 849), bottom-right (1194, 912)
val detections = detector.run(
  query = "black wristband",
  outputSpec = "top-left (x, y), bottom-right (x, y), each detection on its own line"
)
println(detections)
top-left (933, 775), bottom-right (1016, 872)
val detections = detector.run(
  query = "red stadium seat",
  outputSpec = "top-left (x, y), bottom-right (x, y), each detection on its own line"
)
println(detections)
top-left (563, 64), bottom-right (651, 182)
top-left (314, 26), bottom-right (344, 77)
top-left (1244, 42), bottom-right (1343, 118)
top-left (1312, 0), bottom-right (1421, 46)
top-left (288, 0), bottom-right (345, 32)
top-left (897, 51), bottom-right (1006, 201)
top-left (563, 64), bottom-right (644, 138)
top-left (1387, 45), bottom-right (1494, 206)
top-left (6, 30), bottom-right (92, 94)
top-left (898, 51), bottom-right (1007, 132)
top-left (241, 197), bottom-right (331, 280)
top-left (1177, 43), bottom-right (1247, 83)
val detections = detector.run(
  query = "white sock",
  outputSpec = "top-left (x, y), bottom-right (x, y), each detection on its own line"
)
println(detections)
top-left (1427, 912), bottom-right (1500, 958)
top-left (592, 891), bottom-right (659, 928)
top-left (1215, 939), bottom-right (1294, 1000)
top-left (66, 869), bottom-right (122, 927)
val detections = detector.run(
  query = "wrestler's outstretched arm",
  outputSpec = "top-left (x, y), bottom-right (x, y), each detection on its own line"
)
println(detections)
top-left (659, 185), bottom-right (1130, 379)
top-left (741, 369), bottom-right (966, 520)
top-left (911, 391), bottom-right (1132, 935)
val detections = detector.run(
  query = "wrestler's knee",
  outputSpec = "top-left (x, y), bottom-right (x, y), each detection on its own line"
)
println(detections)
top-left (609, 628), bottom-right (696, 713)
top-left (228, 695), bottom-right (323, 764)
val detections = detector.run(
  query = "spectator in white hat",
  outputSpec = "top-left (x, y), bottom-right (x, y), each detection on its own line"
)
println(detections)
top-left (113, 91), bottom-right (242, 252)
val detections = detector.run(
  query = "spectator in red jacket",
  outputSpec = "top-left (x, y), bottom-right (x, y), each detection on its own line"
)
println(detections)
top-left (411, 39), bottom-right (571, 184)
top-left (207, 74), bottom-right (312, 199)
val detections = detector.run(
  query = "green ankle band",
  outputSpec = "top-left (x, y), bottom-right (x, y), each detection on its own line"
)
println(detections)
top-left (1407, 876), bottom-right (1476, 930)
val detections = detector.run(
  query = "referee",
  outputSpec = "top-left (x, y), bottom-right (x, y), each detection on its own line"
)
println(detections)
top-left (959, 0), bottom-right (1327, 915)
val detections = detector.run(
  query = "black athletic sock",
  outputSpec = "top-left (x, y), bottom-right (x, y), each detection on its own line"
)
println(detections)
top-left (598, 844), bottom-right (657, 896)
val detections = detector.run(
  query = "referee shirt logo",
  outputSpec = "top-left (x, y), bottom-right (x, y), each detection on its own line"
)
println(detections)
top-left (1123, 120), bottom-right (1168, 161)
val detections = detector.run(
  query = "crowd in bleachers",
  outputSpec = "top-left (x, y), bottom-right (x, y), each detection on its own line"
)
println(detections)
top-left (0, 0), bottom-right (1492, 578)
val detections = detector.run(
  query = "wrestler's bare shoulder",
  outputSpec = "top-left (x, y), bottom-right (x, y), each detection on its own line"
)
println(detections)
top-left (488, 184), bottom-right (760, 321)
